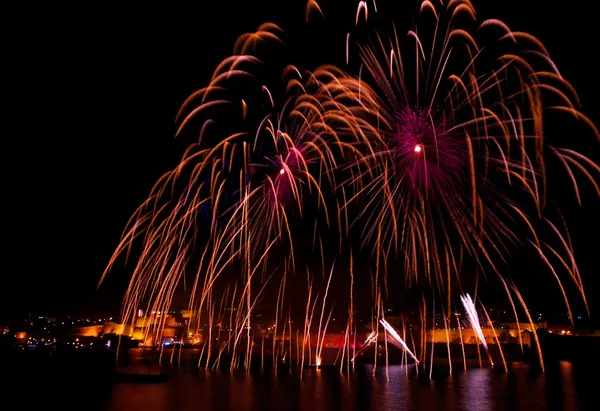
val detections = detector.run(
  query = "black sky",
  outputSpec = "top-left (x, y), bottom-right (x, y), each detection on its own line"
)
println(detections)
top-left (4, 1), bottom-right (599, 319)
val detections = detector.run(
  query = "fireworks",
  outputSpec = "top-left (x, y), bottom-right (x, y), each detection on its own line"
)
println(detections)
top-left (379, 319), bottom-right (419, 363)
top-left (460, 294), bottom-right (488, 351)
top-left (101, 1), bottom-right (598, 373)
top-left (322, 1), bottom-right (598, 298)
top-left (312, 1), bottom-right (598, 369)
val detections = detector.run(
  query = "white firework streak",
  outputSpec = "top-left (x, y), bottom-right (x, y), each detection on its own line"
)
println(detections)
top-left (460, 294), bottom-right (488, 350)
top-left (379, 319), bottom-right (419, 363)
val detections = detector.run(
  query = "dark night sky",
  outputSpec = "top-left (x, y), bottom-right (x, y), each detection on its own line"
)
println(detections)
top-left (3, 1), bottom-right (599, 320)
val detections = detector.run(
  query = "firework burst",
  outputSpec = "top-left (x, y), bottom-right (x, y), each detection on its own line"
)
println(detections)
top-left (100, 24), bottom-right (347, 359)
top-left (313, 0), bottom-right (599, 326)
top-left (101, 1), bottom-right (599, 372)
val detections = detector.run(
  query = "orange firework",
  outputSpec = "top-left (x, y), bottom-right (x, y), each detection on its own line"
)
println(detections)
top-left (311, 0), bottom-right (598, 328)
top-left (100, 1), bottom-right (599, 372)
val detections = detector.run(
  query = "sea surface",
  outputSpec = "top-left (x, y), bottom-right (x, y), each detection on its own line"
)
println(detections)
top-left (3, 350), bottom-right (596, 410)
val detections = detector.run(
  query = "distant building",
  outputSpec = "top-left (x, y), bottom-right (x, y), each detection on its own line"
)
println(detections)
top-left (180, 310), bottom-right (197, 319)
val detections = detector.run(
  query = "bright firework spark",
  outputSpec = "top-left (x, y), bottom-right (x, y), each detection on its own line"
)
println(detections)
top-left (379, 319), bottom-right (419, 363)
top-left (460, 294), bottom-right (488, 350)
top-left (314, 0), bottom-right (597, 351)
top-left (100, 1), bottom-right (598, 372)
top-left (306, 0), bottom-right (324, 23)
top-left (351, 330), bottom-right (378, 361)
top-left (100, 23), bottom-right (344, 358)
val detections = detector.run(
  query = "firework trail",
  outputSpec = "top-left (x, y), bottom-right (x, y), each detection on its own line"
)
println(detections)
top-left (311, 0), bottom-right (598, 365)
top-left (100, 22), bottom-right (346, 357)
top-left (379, 319), bottom-right (419, 363)
top-left (100, 0), bottom-right (598, 372)
top-left (352, 330), bottom-right (377, 360)
top-left (460, 294), bottom-right (487, 350)
top-left (351, 320), bottom-right (418, 365)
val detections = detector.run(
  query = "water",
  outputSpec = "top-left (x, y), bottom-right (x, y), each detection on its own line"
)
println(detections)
top-left (105, 363), bottom-right (593, 411)
top-left (3, 351), bottom-right (596, 410)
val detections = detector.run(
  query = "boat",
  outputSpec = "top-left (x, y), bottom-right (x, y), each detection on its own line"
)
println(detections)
top-left (114, 371), bottom-right (169, 383)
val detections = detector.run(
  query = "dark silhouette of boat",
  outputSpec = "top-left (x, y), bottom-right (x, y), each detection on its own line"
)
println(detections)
top-left (114, 371), bottom-right (169, 383)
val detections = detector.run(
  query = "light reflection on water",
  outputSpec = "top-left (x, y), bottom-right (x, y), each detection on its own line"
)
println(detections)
top-left (103, 362), bottom-right (592, 411)
top-left (459, 368), bottom-right (491, 411)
